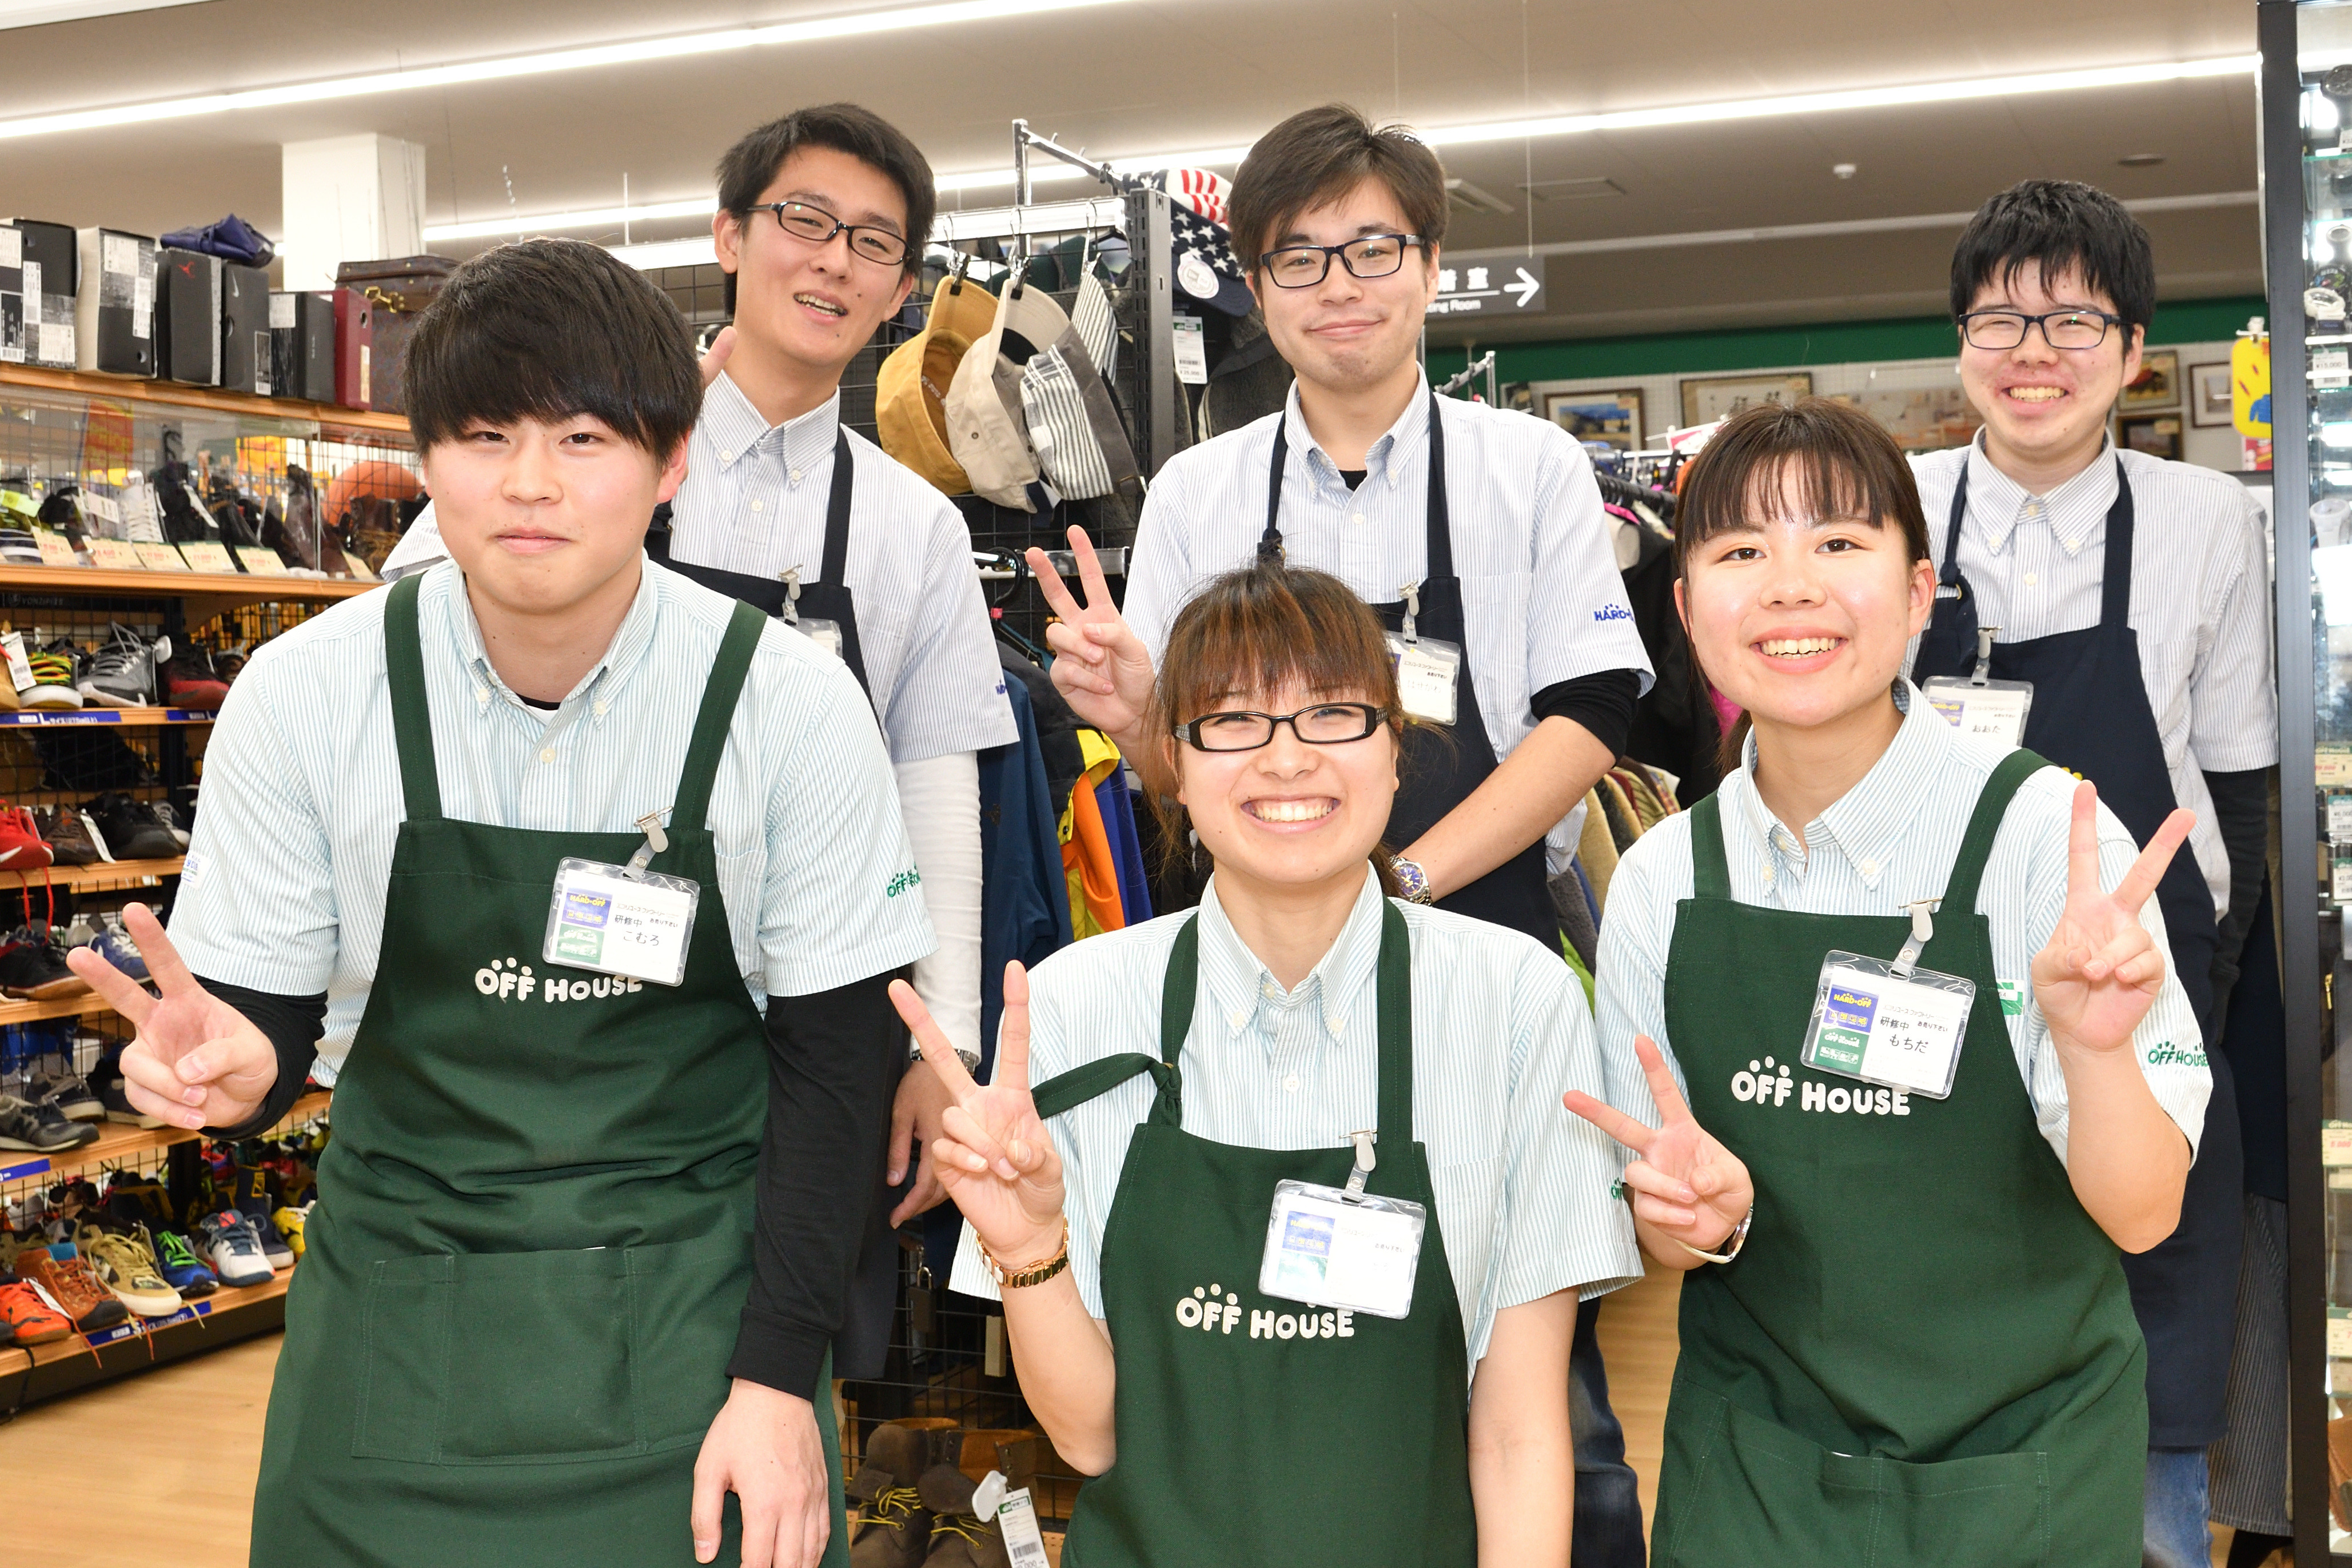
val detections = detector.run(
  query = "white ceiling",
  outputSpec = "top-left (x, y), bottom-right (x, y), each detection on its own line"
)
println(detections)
top-left (0, 0), bottom-right (2267, 342)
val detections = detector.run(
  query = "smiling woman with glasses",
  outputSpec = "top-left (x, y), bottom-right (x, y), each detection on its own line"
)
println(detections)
top-left (890, 556), bottom-right (1638, 1568)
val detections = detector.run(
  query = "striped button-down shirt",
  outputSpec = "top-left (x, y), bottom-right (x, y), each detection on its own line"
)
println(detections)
top-left (1122, 371), bottom-right (1654, 768)
top-left (169, 559), bottom-right (936, 1080)
top-left (1907, 434), bottom-right (2276, 917)
top-left (1595, 682), bottom-right (2211, 1168)
top-left (951, 865), bottom-right (1643, 1371)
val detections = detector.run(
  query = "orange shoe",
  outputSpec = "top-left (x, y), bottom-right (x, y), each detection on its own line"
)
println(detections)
top-left (0, 1278), bottom-right (72, 1344)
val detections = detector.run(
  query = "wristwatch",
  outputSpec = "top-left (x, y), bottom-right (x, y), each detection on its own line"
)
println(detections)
top-left (1391, 856), bottom-right (1434, 904)
top-left (911, 1040), bottom-right (983, 1078)
top-left (980, 1218), bottom-right (1071, 1290)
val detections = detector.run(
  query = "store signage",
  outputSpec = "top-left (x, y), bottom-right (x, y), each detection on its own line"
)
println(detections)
top-left (1428, 257), bottom-right (1546, 317)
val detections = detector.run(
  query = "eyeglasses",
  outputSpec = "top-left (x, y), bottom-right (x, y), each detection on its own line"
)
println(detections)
top-left (1258, 234), bottom-right (1426, 289)
top-left (1175, 703), bottom-right (1388, 752)
top-left (1956, 309), bottom-right (2124, 352)
top-left (743, 201), bottom-right (909, 268)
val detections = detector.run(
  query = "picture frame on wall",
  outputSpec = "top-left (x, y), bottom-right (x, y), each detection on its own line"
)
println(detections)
top-left (1542, 388), bottom-right (1644, 450)
top-left (1679, 372), bottom-right (1812, 428)
top-left (2189, 362), bottom-right (2234, 428)
top-left (2121, 349), bottom-right (2180, 410)
top-left (2118, 412), bottom-right (2183, 461)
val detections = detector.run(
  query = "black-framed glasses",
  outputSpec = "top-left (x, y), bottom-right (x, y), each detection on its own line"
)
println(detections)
top-left (1175, 703), bottom-right (1388, 752)
top-left (1956, 309), bottom-right (2123, 352)
top-left (1258, 234), bottom-right (1426, 289)
top-left (743, 201), bottom-right (908, 267)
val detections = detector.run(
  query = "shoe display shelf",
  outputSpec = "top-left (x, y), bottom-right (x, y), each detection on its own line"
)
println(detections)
top-left (0, 1088), bottom-right (329, 1407)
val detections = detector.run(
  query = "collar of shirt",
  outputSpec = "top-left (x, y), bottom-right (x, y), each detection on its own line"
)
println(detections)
top-left (1733, 681), bottom-right (1953, 895)
top-left (1195, 864), bottom-right (1385, 1043)
top-left (1962, 428), bottom-right (2119, 560)
top-left (1278, 368), bottom-right (1432, 494)
top-left (432, 557), bottom-right (655, 729)
top-left (703, 372), bottom-right (841, 482)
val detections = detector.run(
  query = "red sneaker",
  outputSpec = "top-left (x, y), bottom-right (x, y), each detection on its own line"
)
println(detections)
top-left (0, 807), bottom-right (55, 873)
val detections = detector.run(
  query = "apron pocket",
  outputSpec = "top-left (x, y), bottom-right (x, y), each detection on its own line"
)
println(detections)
top-left (353, 1247), bottom-right (640, 1465)
top-left (1667, 1390), bottom-right (2050, 1568)
top-left (628, 1230), bottom-right (754, 1453)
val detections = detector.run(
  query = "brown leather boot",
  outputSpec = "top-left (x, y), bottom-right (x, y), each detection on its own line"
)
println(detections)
top-left (847, 1423), bottom-right (939, 1568)
top-left (918, 1466), bottom-right (1010, 1568)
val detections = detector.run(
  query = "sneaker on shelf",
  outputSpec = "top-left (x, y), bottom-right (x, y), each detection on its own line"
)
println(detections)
top-left (16, 1243), bottom-right (129, 1331)
top-left (272, 1204), bottom-right (307, 1262)
top-left (76, 1224), bottom-right (182, 1318)
top-left (160, 644), bottom-right (229, 709)
top-left (22, 646), bottom-right (81, 711)
top-left (0, 530), bottom-right (44, 567)
top-left (0, 1094), bottom-right (95, 1152)
top-left (23, 1093), bottom-right (99, 1150)
top-left (196, 1211), bottom-right (275, 1287)
top-left (0, 930), bottom-right (91, 1000)
top-left (153, 800), bottom-right (191, 849)
top-left (0, 1278), bottom-right (71, 1344)
top-left (118, 470), bottom-right (164, 544)
top-left (27, 1064), bottom-right (101, 1122)
top-left (148, 1226), bottom-right (217, 1297)
top-left (32, 806), bottom-right (99, 867)
top-left (59, 914), bottom-right (99, 948)
top-left (83, 793), bottom-right (179, 860)
top-left (102, 1167), bottom-right (174, 1226)
top-left (93, 915), bottom-right (148, 980)
top-left (77, 623), bottom-right (169, 708)
top-left (0, 805), bottom-right (54, 873)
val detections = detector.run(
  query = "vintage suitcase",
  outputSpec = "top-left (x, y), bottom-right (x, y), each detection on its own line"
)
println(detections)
top-left (333, 254), bottom-right (455, 414)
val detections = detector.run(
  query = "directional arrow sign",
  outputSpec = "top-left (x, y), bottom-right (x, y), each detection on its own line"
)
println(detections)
top-left (1427, 256), bottom-right (1547, 317)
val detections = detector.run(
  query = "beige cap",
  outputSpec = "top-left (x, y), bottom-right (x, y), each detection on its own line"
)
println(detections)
top-left (876, 278), bottom-right (997, 495)
top-left (945, 278), bottom-right (1074, 512)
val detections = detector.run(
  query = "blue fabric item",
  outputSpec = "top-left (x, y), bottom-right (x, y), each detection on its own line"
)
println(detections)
top-left (976, 674), bottom-right (1074, 1081)
top-left (1573, 857), bottom-right (1601, 925)
top-left (1094, 763), bottom-right (1154, 931)
top-left (2141, 1446), bottom-right (2211, 1568)
top-left (1571, 1297), bottom-right (1648, 1567)
top-left (160, 214), bottom-right (274, 267)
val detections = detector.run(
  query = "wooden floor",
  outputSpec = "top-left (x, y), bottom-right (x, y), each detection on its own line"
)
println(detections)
top-left (2, 1267), bottom-right (2259, 1566)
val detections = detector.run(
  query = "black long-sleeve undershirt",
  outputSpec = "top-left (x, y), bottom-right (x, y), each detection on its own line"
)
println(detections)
top-left (1530, 668), bottom-right (1641, 762)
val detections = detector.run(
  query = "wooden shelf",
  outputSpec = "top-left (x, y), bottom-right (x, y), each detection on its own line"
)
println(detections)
top-left (39, 856), bottom-right (187, 890)
top-left (0, 362), bottom-right (411, 440)
top-left (0, 1268), bottom-right (293, 1404)
top-left (0, 1088), bottom-right (328, 1188)
top-left (0, 708), bottom-right (214, 728)
top-left (0, 564), bottom-right (377, 621)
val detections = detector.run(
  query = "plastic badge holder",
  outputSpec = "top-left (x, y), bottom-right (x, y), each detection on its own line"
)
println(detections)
top-left (543, 815), bottom-right (701, 988)
top-left (1799, 900), bottom-right (1975, 1102)
top-left (1921, 625), bottom-right (2033, 749)
top-left (1258, 1133), bottom-right (1426, 1320)
top-left (1385, 582), bottom-right (1461, 725)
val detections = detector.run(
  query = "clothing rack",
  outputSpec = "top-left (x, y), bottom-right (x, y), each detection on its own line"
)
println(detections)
top-left (1434, 350), bottom-right (1498, 405)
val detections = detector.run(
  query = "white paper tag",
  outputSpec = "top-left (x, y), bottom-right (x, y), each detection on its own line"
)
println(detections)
top-left (1171, 314), bottom-right (1207, 385)
top-left (995, 1487), bottom-right (1051, 1568)
top-left (38, 323), bottom-right (70, 365)
top-left (269, 293), bottom-right (294, 330)
top-left (1920, 676), bottom-right (2034, 749)
top-left (543, 857), bottom-right (700, 987)
top-left (2323, 1120), bottom-right (2352, 1166)
top-left (1260, 1178), bottom-right (1425, 1320)
top-left (79, 492), bottom-right (119, 527)
top-left (102, 233), bottom-right (134, 276)
top-left (1, 632), bottom-right (32, 694)
top-left (2318, 348), bottom-right (2352, 390)
top-left (2333, 1307), bottom-right (2352, 1358)
top-left (795, 616), bottom-right (843, 660)
top-left (133, 273), bottom-right (153, 337)
top-left (2332, 796), bottom-right (2352, 843)
top-left (1803, 952), bottom-right (1975, 1099)
top-left (1384, 632), bottom-right (1461, 725)
top-left (0, 229), bottom-right (19, 270)
top-left (253, 331), bottom-right (272, 396)
top-left (2334, 859), bottom-right (2352, 904)
top-left (21, 260), bottom-right (37, 304)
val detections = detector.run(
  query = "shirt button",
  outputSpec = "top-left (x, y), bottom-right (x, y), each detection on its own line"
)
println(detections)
top-left (539, 747), bottom-right (555, 763)
top-left (1283, 1075), bottom-right (1299, 1092)
top-left (1860, 859), bottom-right (1878, 877)
top-left (790, 470), bottom-right (803, 484)
top-left (1352, 512), bottom-right (1365, 524)
top-left (2024, 573), bottom-right (2039, 586)
top-left (750, 499), bottom-right (764, 512)
top-left (719, 450), bottom-right (734, 462)
top-left (592, 701), bottom-right (607, 718)
top-left (1261, 979), bottom-right (1281, 999)
top-left (2065, 539), bottom-right (2079, 550)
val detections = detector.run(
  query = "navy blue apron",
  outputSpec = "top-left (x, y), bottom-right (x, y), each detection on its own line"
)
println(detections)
top-left (1261, 397), bottom-right (1558, 950)
top-left (1911, 454), bottom-right (2242, 1447)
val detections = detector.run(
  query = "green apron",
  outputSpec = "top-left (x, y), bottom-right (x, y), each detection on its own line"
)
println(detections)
top-left (1653, 749), bottom-right (2146, 1567)
top-left (1030, 901), bottom-right (1477, 1568)
top-left (249, 572), bottom-right (849, 1568)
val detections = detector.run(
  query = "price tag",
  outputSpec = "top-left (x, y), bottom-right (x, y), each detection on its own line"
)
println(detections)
top-left (2333, 1307), bottom-right (2352, 1359)
top-left (176, 540), bottom-right (237, 574)
top-left (2337, 860), bottom-right (2352, 904)
top-left (2324, 1120), bottom-right (2352, 1166)
top-left (87, 538), bottom-right (141, 570)
top-left (2320, 348), bottom-right (2352, 390)
top-left (1384, 632), bottom-right (1461, 725)
top-left (1171, 314), bottom-right (1207, 385)
top-left (132, 542), bottom-right (189, 572)
top-left (1801, 949), bottom-right (1975, 1100)
top-left (1, 632), bottom-right (33, 693)
top-left (2323, 746), bottom-right (2352, 788)
top-left (542, 856), bottom-right (700, 987)
top-left (2332, 796), bottom-right (2352, 844)
top-left (1260, 1178), bottom-right (1426, 1320)
top-left (37, 323), bottom-right (70, 366)
top-left (30, 529), bottom-right (77, 567)
top-left (1920, 676), bottom-right (2034, 749)
top-left (236, 546), bottom-right (290, 576)
top-left (78, 492), bottom-right (120, 528)
top-left (132, 273), bottom-right (152, 338)
top-left (995, 1487), bottom-right (1051, 1568)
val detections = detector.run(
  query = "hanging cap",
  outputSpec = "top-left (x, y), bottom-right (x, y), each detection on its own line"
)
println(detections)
top-left (876, 277), bottom-right (998, 495)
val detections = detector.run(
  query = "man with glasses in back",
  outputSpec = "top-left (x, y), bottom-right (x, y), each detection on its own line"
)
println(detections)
top-left (1028, 102), bottom-right (1655, 1566)
top-left (1907, 179), bottom-right (2275, 1568)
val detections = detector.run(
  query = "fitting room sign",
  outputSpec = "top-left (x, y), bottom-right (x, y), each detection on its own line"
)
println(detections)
top-left (1428, 257), bottom-right (1546, 317)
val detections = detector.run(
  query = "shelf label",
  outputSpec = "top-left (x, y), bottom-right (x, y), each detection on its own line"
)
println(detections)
top-left (86, 538), bottom-right (142, 570)
top-left (0, 1154), bottom-right (52, 1182)
top-left (132, 542), bottom-right (190, 572)
top-left (31, 528), bottom-right (76, 567)
top-left (2323, 747), bottom-right (2352, 788)
top-left (2333, 1308), bottom-right (2352, 1359)
top-left (2326, 1122), bottom-right (2352, 1166)
top-left (0, 709), bottom-right (122, 726)
top-left (237, 546), bottom-right (290, 576)
top-left (177, 540), bottom-right (237, 574)
top-left (2333, 796), bottom-right (2352, 844)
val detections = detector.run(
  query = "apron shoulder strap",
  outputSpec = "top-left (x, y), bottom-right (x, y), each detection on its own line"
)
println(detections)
top-left (1422, 393), bottom-right (1454, 582)
top-left (670, 599), bottom-right (768, 835)
top-left (1260, 422), bottom-right (1289, 564)
top-left (1035, 914), bottom-right (1199, 1124)
top-left (1031, 1054), bottom-right (1175, 1120)
top-left (2098, 455), bottom-right (2133, 628)
top-left (1688, 793), bottom-right (1731, 900)
top-left (383, 570), bottom-right (442, 823)
top-left (819, 430), bottom-right (854, 585)
top-left (1941, 748), bottom-right (2052, 915)
top-left (1940, 459), bottom-right (1971, 587)
top-left (1376, 899), bottom-right (1414, 1145)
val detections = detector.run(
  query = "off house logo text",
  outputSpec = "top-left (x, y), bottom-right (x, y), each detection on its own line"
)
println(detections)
top-left (473, 955), bottom-right (645, 1002)
top-left (1729, 1056), bottom-right (1913, 1116)
top-left (1173, 1282), bottom-right (1357, 1342)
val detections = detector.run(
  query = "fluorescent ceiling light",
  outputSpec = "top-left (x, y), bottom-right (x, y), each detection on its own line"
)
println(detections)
top-left (432, 54), bottom-right (2258, 245)
top-left (0, 0), bottom-right (1137, 141)
top-left (2, 0), bottom-right (210, 27)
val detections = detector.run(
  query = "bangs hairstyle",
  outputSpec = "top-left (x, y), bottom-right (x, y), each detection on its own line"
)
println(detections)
top-left (1147, 560), bottom-right (1406, 898)
top-left (1227, 103), bottom-right (1448, 270)
top-left (1948, 178), bottom-right (2155, 335)
top-left (405, 238), bottom-right (700, 458)
top-left (1672, 398), bottom-right (1932, 772)
top-left (715, 102), bottom-right (936, 311)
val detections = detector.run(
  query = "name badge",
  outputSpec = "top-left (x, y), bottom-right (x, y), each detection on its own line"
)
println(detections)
top-left (1920, 675), bottom-right (2034, 749)
top-left (794, 617), bottom-right (844, 660)
top-left (1385, 632), bottom-right (1461, 726)
top-left (1801, 949), bottom-right (1975, 1100)
top-left (1259, 1178), bottom-right (1425, 1320)
top-left (543, 856), bottom-right (701, 988)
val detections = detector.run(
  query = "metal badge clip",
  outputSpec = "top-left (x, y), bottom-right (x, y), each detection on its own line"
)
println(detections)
top-left (1892, 899), bottom-right (1938, 977)
top-left (1346, 1129), bottom-right (1378, 1194)
top-left (780, 565), bottom-right (803, 626)
top-left (624, 809), bottom-right (669, 880)
top-left (1401, 582), bottom-right (1421, 645)
top-left (1970, 626), bottom-right (2000, 687)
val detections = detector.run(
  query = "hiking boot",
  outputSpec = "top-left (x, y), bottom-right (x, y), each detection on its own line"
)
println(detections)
top-left (0, 1093), bottom-right (97, 1151)
top-left (77, 1223), bottom-right (183, 1317)
top-left (850, 1423), bottom-right (942, 1568)
top-left (17, 1243), bottom-right (129, 1331)
top-left (916, 1467), bottom-right (1010, 1568)
top-left (0, 930), bottom-right (90, 999)
top-left (0, 1278), bottom-right (71, 1344)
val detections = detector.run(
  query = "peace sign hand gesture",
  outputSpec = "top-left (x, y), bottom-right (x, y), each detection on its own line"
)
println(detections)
top-left (2031, 782), bottom-right (2192, 1058)
top-left (1027, 526), bottom-right (1156, 747)
top-left (1564, 1036), bottom-right (1753, 1258)
top-left (63, 903), bottom-right (278, 1131)
top-left (888, 962), bottom-right (1066, 1268)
